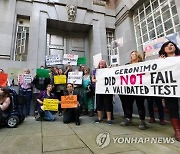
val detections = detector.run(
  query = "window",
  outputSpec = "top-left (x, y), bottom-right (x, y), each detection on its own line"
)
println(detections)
top-left (14, 18), bottom-right (30, 61)
top-left (133, 0), bottom-right (180, 51)
top-left (106, 30), bottom-right (115, 62)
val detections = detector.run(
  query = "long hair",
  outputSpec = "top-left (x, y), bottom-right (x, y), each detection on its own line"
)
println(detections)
top-left (97, 60), bottom-right (108, 69)
top-left (0, 87), bottom-right (11, 98)
top-left (159, 41), bottom-right (180, 57)
top-left (130, 51), bottom-right (143, 63)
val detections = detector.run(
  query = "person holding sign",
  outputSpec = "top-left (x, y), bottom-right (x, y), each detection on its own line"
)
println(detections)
top-left (159, 41), bottom-right (180, 141)
top-left (94, 60), bottom-right (113, 125)
top-left (19, 68), bottom-right (33, 116)
top-left (61, 83), bottom-right (81, 125)
top-left (120, 51), bottom-right (147, 130)
top-left (36, 84), bottom-right (56, 121)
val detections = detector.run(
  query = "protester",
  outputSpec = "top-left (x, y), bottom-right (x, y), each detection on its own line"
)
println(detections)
top-left (62, 83), bottom-right (81, 125)
top-left (120, 51), bottom-right (147, 130)
top-left (93, 60), bottom-right (113, 125)
top-left (18, 68), bottom-right (33, 116)
top-left (82, 68), bottom-right (94, 117)
top-left (159, 41), bottom-right (180, 141)
top-left (36, 84), bottom-right (56, 121)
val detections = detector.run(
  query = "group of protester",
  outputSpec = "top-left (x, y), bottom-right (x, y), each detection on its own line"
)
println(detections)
top-left (0, 41), bottom-right (179, 141)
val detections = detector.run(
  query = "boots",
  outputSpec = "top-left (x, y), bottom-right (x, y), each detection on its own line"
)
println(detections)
top-left (170, 119), bottom-right (180, 141)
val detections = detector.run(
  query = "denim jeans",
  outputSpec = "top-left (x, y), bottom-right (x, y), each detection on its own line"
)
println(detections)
top-left (43, 111), bottom-right (55, 121)
top-left (19, 90), bottom-right (32, 116)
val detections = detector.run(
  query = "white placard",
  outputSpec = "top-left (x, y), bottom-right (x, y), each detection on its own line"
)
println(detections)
top-left (110, 55), bottom-right (120, 66)
top-left (18, 74), bottom-right (33, 84)
top-left (46, 55), bottom-right (62, 66)
top-left (62, 54), bottom-right (78, 66)
top-left (93, 53), bottom-right (102, 68)
top-left (96, 57), bottom-right (180, 97)
top-left (67, 72), bottom-right (83, 85)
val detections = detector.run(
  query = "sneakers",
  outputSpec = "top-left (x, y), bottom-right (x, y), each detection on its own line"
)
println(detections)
top-left (94, 119), bottom-right (103, 123)
top-left (159, 119), bottom-right (165, 125)
top-left (121, 118), bottom-right (132, 126)
top-left (138, 121), bottom-right (147, 130)
top-left (148, 117), bottom-right (155, 123)
top-left (107, 120), bottom-right (113, 125)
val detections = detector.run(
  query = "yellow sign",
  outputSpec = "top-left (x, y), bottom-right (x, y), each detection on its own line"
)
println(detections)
top-left (54, 75), bottom-right (67, 84)
top-left (43, 99), bottom-right (59, 111)
top-left (61, 95), bottom-right (77, 108)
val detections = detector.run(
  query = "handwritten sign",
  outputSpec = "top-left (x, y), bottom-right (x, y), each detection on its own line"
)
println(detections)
top-left (61, 95), bottom-right (77, 108)
top-left (18, 74), bottom-right (33, 84)
top-left (77, 57), bottom-right (86, 66)
top-left (54, 75), bottom-right (67, 84)
top-left (62, 54), bottom-right (78, 66)
top-left (0, 73), bottom-right (8, 87)
top-left (43, 99), bottom-right (59, 111)
top-left (46, 55), bottom-right (62, 66)
top-left (96, 57), bottom-right (180, 97)
top-left (67, 72), bottom-right (83, 85)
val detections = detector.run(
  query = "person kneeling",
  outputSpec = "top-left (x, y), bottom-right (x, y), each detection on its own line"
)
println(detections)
top-left (36, 84), bottom-right (56, 121)
top-left (61, 83), bottom-right (81, 125)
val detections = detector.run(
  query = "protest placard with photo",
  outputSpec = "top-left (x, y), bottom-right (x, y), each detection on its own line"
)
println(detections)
top-left (96, 57), bottom-right (180, 97)
top-left (62, 54), bottom-right (78, 66)
top-left (67, 72), bottom-right (83, 85)
top-left (61, 95), bottom-right (77, 108)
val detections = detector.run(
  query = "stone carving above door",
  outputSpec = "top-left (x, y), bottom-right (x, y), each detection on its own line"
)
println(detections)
top-left (67, 5), bottom-right (77, 22)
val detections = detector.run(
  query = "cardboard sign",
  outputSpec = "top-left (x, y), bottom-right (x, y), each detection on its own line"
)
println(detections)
top-left (45, 55), bottom-right (62, 66)
top-left (67, 72), bottom-right (83, 85)
top-left (54, 75), bottom-right (67, 84)
top-left (43, 99), bottom-right (59, 111)
top-left (18, 74), bottom-right (33, 84)
top-left (61, 95), bottom-right (77, 108)
top-left (93, 53), bottom-right (102, 68)
top-left (62, 54), bottom-right (78, 66)
top-left (0, 73), bottom-right (8, 87)
top-left (36, 68), bottom-right (50, 78)
top-left (96, 56), bottom-right (180, 97)
top-left (77, 57), bottom-right (86, 66)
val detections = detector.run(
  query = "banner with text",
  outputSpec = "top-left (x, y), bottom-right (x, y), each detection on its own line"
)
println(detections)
top-left (96, 57), bottom-right (180, 97)
top-left (43, 99), bottom-right (59, 111)
top-left (0, 73), bottom-right (8, 87)
top-left (61, 95), bottom-right (77, 108)
top-left (62, 54), bottom-right (78, 65)
top-left (18, 74), bottom-right (33, 84)
top-left (67, 72), bottom-right (83, 85)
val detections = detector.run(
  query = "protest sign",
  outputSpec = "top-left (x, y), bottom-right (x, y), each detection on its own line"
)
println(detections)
top-left (77, 57), bottom-right (86, 66)
top-left (0, 73), bottom-right (8, 87)
top-left (7, 68), bottom-right (24, 85)
top-left (110, 55), bottom-right (120, 66)
top-left (67, 72), bottom-right (83, 85)
top-left (36, 68), bottom-right (50, 78)
top-left (93, 53), bottom-right (102, 68)
top-left (62, 54), bottom-right (78, 65)
top-left (18, 74), bottom-right (33, 84)
top-left (54, 75), bottom-right (67, 84)
top-left (96, 57), bottom-right (180, 97)
top-left (43, 99), bottom-right (59, 111)
top-left (143, 32), bottom-right (180, 58)
top-left (61, 95), bottom-right (78, 108)
top-left (45, 55), bottom-right (62, 66)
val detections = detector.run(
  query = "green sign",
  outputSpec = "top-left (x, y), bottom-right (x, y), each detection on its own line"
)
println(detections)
top-left (77, 57), bottom-right (86, 66)
top-left (36, 68), bottom-right (50, 78)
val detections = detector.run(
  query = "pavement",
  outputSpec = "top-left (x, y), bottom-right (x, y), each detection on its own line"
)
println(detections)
top-left (0, 114), bottom-right (180, 154)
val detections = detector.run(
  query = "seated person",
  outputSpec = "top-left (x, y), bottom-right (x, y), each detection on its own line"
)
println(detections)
top-left (62, 83), bottom-right (81, 125)
top-left (36, 84), bottom-right (56, 121)
top-left (0, 87), bottom-right (11, 123)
